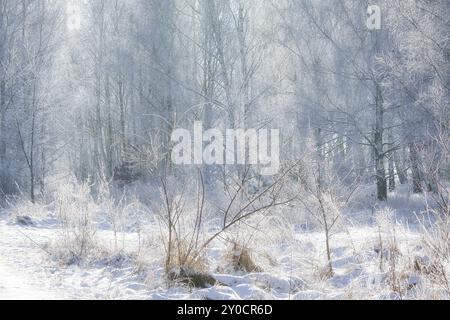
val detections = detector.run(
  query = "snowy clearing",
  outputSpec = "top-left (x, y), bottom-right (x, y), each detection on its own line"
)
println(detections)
top-left (0, 257), bottom-right (57, 300)
top-left (1, 186), bottom-right (448, 300)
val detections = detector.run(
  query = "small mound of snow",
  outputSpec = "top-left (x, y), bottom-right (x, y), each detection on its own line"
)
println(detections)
top-left (191, 286), bottom-right (242, 300)
top-left (330, 268), bottom-right (365, 288)
top-left (291, 290), bottom-right (326, 300)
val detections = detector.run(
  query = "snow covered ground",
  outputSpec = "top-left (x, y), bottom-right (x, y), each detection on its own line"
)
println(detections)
top-left (0, 256), bottom-right (58, 300)
top-left (0, 187), bottom-right (449, 300)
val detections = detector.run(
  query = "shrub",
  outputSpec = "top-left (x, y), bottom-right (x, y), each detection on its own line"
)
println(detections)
top-left (52, 180), bottom-right (98, 265)
top-left (225, 242), bottom-right (262, 273)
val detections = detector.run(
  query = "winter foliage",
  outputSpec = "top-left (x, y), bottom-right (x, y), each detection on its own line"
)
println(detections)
top-left (0, 0), bottom-right (449, 300)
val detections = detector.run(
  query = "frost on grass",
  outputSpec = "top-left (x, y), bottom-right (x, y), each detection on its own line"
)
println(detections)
top-left (1, 178), bottom-right (449, 300)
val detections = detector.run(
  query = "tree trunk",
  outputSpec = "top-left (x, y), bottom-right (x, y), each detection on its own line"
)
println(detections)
top-left (409, 143), bottom-right (423, 194)
top-left (29, 84), bottom-right (37, 204)
top-left (0, 79), bottom-right (5, 163)
top-left (374, 84), bottom-right (387, 201)
top-left (388, 134), bottom-right (396, 191)
top-left (394, 148), bottom-right (408, 185)
top-left (119, 79), bottom-right (126, 161)
top-left (388, 154), bottom-right (395, 192)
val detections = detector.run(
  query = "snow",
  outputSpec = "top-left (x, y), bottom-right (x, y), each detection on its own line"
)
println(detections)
top-left (0, 219), bottom-right (60, 300)
top-left (0, 187), bottom-right (448, 300)
top-left (0, 257), bottom-right (57, 300)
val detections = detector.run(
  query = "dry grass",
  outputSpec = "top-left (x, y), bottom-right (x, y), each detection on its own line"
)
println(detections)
top-left (225, 242), bottom-right (263, 273)
top-left (165, 239), bottom-right (216, 288)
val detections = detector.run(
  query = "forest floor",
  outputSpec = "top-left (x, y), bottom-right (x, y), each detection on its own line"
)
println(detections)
top-left (0, 186), bottom-right (448, 300)
top-left (0, 255), bottom-right (58, 300)
top-left (0, 219), bottom-right (60, 300)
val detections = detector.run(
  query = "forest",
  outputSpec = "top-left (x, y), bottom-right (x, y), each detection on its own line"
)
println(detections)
top-left (0, 0), bottom-right (449, 300)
